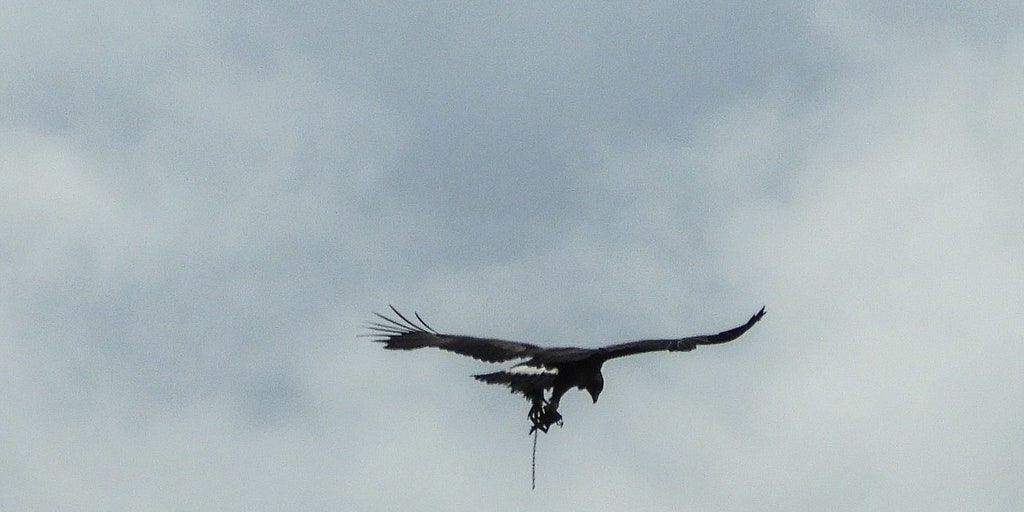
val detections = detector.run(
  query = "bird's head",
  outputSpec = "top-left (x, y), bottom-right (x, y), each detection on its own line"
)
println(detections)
top-left (585, 372), bottom-right (604, 403)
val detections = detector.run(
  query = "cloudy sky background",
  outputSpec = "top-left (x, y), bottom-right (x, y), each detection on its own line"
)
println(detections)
top-left (3, 2), bottom-right (1022, 510)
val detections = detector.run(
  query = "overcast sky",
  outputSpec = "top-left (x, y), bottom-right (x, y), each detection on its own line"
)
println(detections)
top-left (3, 2), bottom-right (1023, 510)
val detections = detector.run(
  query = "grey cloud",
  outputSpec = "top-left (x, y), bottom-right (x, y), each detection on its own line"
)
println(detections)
top-left (2, 1), bottom-right (1023, 510)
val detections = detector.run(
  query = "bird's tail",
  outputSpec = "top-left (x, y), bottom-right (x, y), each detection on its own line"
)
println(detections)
top-left (473, 366), bottom-right (559, 399)
top-left (473, 370), bottom-right (511, 384)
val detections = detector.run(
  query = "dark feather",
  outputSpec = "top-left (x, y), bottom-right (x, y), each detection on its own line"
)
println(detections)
top-left (364, 305), bottom-right (544, 363)
top-left (599, 306), bottom-right (767, 360)
top-left (474, 365), bottom-right (560, 397)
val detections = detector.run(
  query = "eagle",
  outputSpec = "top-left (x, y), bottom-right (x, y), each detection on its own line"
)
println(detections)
top-left (366, 306), bottom-right (766, 433)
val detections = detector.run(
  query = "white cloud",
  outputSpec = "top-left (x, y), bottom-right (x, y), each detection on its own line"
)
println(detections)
top-left (714, 16), bottom-right (1024, 508)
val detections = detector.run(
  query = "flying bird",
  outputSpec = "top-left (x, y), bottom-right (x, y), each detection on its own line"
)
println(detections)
top-left (366, 306), bottom-right (766, 433)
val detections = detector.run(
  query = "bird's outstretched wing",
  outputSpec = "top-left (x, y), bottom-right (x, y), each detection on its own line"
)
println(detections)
top-left (599, 307), bottom-right (766, 360)
top-left (364, 306), bottom-right (544, 363)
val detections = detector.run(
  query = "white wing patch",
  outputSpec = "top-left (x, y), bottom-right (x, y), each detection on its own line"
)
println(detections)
top-left (508, 364), bottom-right (558, 376)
